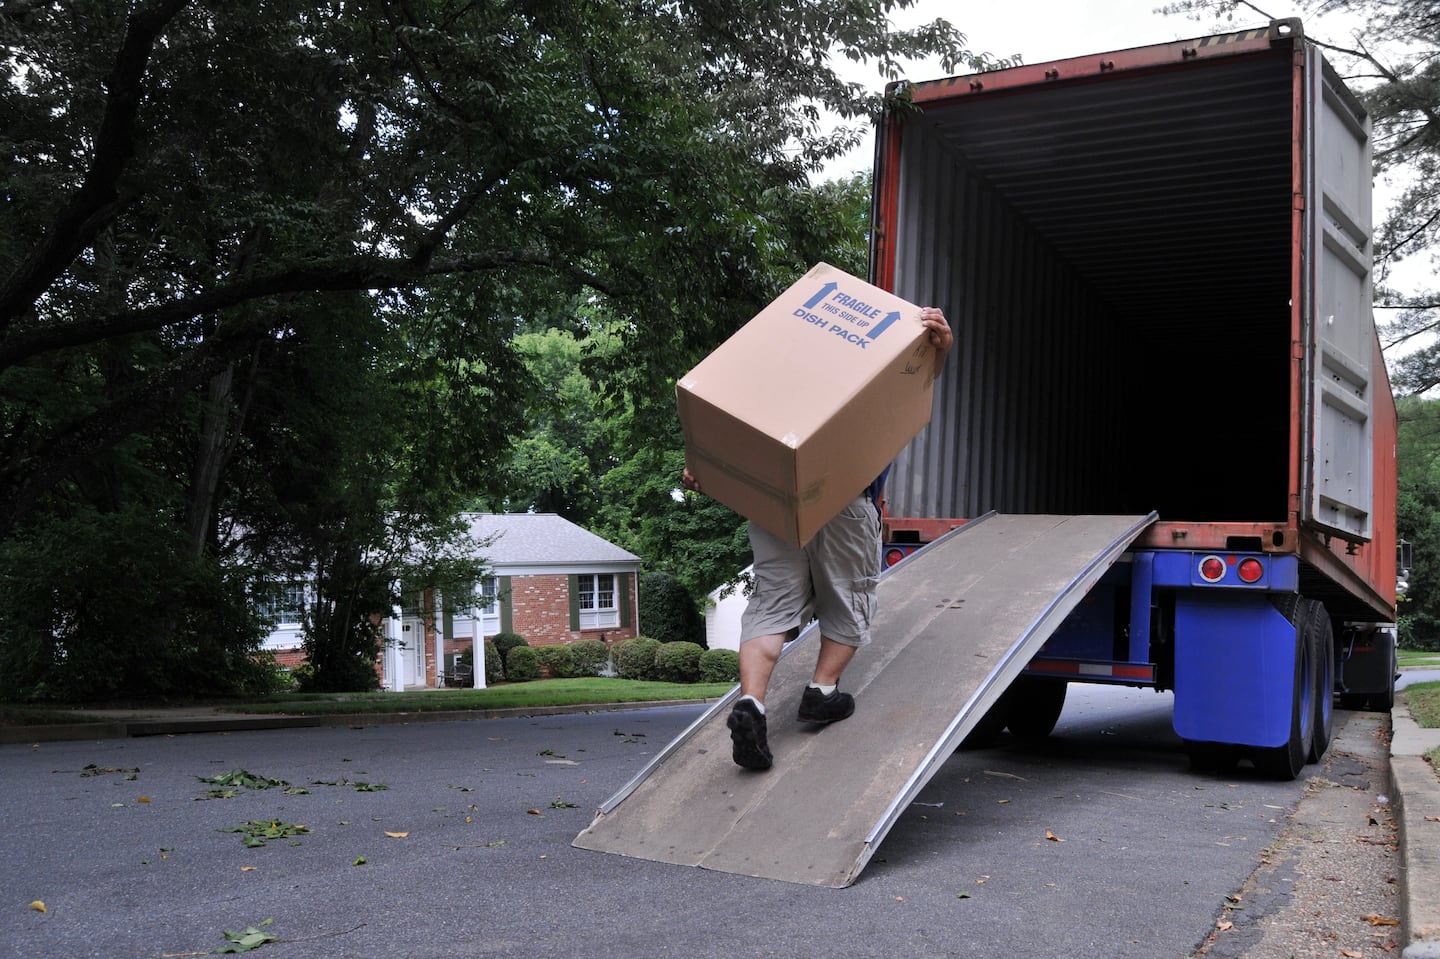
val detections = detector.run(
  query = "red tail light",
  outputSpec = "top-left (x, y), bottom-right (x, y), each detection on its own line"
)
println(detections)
top-left (1237, 557), bottom-right (1264, 583)
top-left (1198, 555), bottom-right (1226, 582)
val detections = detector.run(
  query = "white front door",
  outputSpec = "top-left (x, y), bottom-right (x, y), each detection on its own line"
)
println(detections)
top-left (401, 616), bottom-right (425, 689)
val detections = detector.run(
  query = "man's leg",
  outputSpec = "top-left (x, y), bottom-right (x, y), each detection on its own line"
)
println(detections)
top-left (729, 633), bottom-right (785, 770)
top-left (729, 519), bottom-right (809, 770)
top-left (811, 635), bottom-right (858, 687)
top-left (739, 633), bottom-right (785, 702)
top-left (798, 634), bottom-right (859, 724)
top-left (797, 495), bottom-right (876, 725)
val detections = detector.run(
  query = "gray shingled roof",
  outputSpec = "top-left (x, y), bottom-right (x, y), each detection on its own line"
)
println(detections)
top-left (460, 513), bottom-right (640, 569)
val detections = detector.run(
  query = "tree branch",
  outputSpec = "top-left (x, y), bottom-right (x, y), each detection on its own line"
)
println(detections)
top-left (410, 172), bottom-right (508, 270)
top-left (0, 0), bottom-right (190, 332)
top-left (0, 250), bottom-right (615, 370)
top-left (1382, 207), bottom-right (1440, 261)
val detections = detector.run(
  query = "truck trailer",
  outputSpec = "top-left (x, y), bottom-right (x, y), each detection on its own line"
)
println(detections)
top-left (874, 17), bottom-right (1398, 779)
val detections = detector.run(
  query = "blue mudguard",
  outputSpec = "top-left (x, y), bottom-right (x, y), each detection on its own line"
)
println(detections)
top-left (1171, 594), bottom-right (1297, 748)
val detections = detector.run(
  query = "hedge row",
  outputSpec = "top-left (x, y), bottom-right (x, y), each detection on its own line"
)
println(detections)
top-left (464, 634), bottom-right (740, 684)
top-left (612, 637), bottom-right (739, 684)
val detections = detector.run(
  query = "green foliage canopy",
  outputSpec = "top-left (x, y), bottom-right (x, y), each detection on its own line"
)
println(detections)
top-left (1397, 396), bottom-right (1440, 648)
top-left (0, 2), bottom-right (987, 696)
top-left (0, 1), bottom-right (994, 529)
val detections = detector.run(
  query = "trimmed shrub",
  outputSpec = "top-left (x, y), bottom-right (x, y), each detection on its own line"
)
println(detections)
top-left (482, 639), bottom-right (504, 685)
top-left (698, 647), bottom-right (740, 684)
top-left (491, 632), bottom-right (528, 679)
top-left (505, 644), bottom-right (540, 682)
top-left (569, 639), bottom-right (609, 677)
top-left (638, 571), bottom-right (706, 647)
top-left (533, 643), bottom-right (576, 679)
top-left (655, 641), bottom-right (704, 683)
top-left (613, 636), bottom-right (661, 681)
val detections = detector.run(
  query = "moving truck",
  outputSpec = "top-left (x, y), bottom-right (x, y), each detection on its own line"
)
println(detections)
top-left (872, 18), bottom-right (1398, 778)
top-left (573, 19), bottom-right (1401, 887)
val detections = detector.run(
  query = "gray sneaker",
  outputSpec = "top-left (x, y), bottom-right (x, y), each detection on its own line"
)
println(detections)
top-left (798, 685), bottom-right (855, 724)
top-left (726, 699), bottom-right (773, 770)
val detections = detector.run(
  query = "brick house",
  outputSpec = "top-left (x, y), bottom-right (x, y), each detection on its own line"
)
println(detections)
top-left (261, 512), bottom-right (642, 689)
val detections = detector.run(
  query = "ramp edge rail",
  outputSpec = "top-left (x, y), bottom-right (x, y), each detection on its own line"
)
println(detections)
top-left (848, 510), bottom-right (1159, 883)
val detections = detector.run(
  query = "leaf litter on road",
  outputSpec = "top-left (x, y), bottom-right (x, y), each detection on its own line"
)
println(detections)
top-left (218, 820), bottom-right (310, 848)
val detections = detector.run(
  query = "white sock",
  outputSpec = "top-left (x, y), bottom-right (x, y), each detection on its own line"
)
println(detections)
top-left (739, 694), bottom-right (766, 714)
top-left (808, 682), bottom-right (836, 695)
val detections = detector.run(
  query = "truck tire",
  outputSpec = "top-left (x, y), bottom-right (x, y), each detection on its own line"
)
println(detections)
top-left (1185, 741), bottom-right (1239, 773)
top-left (960, 699), bottom-right (1009, 749)
top-left (1306, 601), bottom-right (1335, 764)
top-left (1254, 623), bottom-right (1316, 780)
top-left (1004, 677), bottom-right (1067, 742)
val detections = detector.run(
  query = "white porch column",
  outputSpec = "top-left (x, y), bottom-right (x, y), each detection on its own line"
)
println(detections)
top-left (384, 605), bottom-right (404, 692)
top-left (434, 593), bottom-right (444, 690)
top-left (473, 635), bottom-right (486, 690)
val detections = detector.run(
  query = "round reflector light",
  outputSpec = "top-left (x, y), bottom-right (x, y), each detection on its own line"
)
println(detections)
top-left (1198, 555), bottom-right (1226, 583)
top-left (885, 548), bottom-right (908, 568)
top-left (1237, 557), bottom-right (1264, 584)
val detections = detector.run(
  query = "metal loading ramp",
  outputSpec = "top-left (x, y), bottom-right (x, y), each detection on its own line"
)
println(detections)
top-left (573, 512), bottom-right (1157, 887)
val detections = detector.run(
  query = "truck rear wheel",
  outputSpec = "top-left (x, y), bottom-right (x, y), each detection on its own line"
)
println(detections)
top-left (1185, 742), bottom-right (1239, 773)
top-left (1253, 623), bottom-right (1315, 780)
top-left (1305, 601), bottom-right (1335, 764)
top-left (958, 676), bottom-right (1068, 748)
top-left (960, 700), bottom-right (1008, 749)
top-left (1004, 677), bottom-right (1067, 741)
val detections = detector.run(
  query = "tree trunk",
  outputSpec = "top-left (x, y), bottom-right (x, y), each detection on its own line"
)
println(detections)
top-left (184, 363), bottom-right (236, 558)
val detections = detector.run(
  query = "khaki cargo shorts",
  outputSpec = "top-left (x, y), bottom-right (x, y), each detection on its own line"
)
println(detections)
top-left (739, 495), bottom-right (882, 647)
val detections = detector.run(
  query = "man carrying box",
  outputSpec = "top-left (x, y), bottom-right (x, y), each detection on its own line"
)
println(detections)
top-left (682, 306), bottom-right (952, 770)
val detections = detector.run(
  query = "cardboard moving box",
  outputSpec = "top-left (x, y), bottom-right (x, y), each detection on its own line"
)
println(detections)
top-left (677, 262), bottom-right (937, 548)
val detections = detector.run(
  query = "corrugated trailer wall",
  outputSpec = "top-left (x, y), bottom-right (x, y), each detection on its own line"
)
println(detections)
top-left (877, 38), bottom-right (1300, 529)
top-left (885, 130), bottom-right (1133, 521)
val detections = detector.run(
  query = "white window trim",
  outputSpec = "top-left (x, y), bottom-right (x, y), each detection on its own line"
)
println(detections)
top-left (577, 572), bottom-right (619, 630)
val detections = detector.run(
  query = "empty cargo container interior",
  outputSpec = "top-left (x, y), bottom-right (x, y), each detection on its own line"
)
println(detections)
top-left (886, 48), bottom-right (1299, 525)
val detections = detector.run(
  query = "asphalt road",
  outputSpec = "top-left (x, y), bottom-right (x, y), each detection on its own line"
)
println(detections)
top-left (0, 685), bottom-right (1382, 959)
top-left (1399, 666), bottom-right (1440, 690)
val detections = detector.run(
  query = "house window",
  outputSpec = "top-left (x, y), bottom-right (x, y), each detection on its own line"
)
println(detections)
top-left (477, 577), bottom-right (498, 614)
top-left (577, 573), bottom-right (618, 629)
top-left (260, 580), bottom-right (306, 625)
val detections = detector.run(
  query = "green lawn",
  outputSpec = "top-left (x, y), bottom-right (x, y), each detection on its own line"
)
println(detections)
top-left (1398, 652), bottom-right (1440, 778)
top-left (1399, 649), bottom-right (1440, 669)
top-left (224, 678), bottom-right (734, 715)
top-left (0, 705), bottom-right (112, 726)
top-left (1, 678), bottom-right (735, 726)
top-left (1405, 680), bottom-right (1440, 729)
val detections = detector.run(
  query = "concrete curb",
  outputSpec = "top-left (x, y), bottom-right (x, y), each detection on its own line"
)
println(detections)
top-left (1391, 701), bottom-right (1440, 959)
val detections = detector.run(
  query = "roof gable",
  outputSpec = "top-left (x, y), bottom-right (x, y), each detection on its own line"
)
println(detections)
top-left (460, 513), bottom-right (640, 570)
